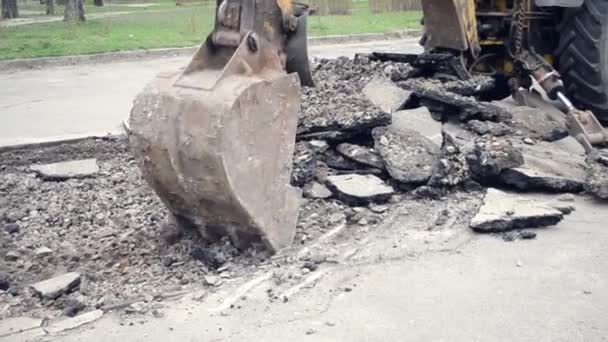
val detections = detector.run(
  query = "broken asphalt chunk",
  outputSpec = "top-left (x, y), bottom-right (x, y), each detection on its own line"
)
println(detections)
top-left (392, 107), bottom-right (442, 145)
top-left (336, 143), bottom-right (385, 169)
top-left (31, 272), bottom-right (81, 299)
top-left (303, 182), bottom-right (333, 199)
top-left (440, 75), bottom-right (495, 96)
top-left (30, 159), bottom-right (99, 181)
top-left (298, 59), bottom-right (392, 139)
top-left (363, 76), bottom-right (412, 114)
top-left (467, 120), bottom-right (512, 137)
top-left (326, 174), bottom-right (394, 204)
top-left (428, 121), bottom-right (474, 186)
top-left (466, 138), bottom-right (524, 181)
top-left (499, 140), bottom-right (587, 193)
top-left (493, 99), bottom-right (568, 142)
top-left (323, 149), bottom-right (383, 175)
top-left (470, 189), bottom-right (567, 232)
top-left (585, 156), bottom-right (608, 199)
top-left (373, 126), bottom-right (440, 184)
top-left (401, 78), bottom-right (512, 122)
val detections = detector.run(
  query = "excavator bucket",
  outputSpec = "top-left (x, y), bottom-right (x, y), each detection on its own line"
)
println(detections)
top-left (129, 0), bottom-right (312, 252)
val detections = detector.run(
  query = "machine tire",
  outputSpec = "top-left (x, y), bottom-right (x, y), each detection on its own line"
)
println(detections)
top-left (556, 0), bottom-right (608, 123)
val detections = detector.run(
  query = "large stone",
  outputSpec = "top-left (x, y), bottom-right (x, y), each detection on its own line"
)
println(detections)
top-left (499, 140), bottom-right (587, 193)
top-left (392, 107), bottom-right (443, 145)
top-left (326, 174), bottom-right (394, 204)
top-left (31, 272), bottom-right (81, 299)
top-left (373, 126), bottom-right (440, 184)
top-left (363, 76), bottom-right (412, 114)
top-left (470, 189), bottom-right (566, 232)
top-left (30, 159), bottom-right (99, 180)
top-left (336, 143), bottom-right (385, 169)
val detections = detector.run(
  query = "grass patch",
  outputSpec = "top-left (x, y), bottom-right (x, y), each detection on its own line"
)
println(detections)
top-left (0, 1), bottom-right (420, 60)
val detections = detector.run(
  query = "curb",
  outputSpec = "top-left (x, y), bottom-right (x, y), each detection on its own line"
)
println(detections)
top-left (0, 29), bottom-right (421, 71)
top-left (0, 132), bottom-right (125, 153)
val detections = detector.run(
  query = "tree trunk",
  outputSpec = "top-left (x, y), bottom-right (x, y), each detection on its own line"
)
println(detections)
top-left (93, 0), bottom-right (103, 6)
top-left (64, 0), bottom-right (85, 22)
top-left (46, 0), bottom-right (54, 15)
top-left (1, 0), bottom-right (18, 19)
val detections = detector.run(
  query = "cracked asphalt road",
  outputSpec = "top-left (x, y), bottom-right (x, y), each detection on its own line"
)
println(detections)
top-left (43, 195), bottom-right (608, 342)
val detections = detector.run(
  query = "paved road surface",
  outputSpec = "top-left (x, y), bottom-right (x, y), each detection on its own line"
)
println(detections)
top-left (47, 196), bottom-right (608, 342)
top-left (0, 38), bottom-right (422, 148)
top-left (2, 39), bottom-right (607, 342)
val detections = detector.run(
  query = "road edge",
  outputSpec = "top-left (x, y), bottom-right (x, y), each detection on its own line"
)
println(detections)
top-left (0, 132), bottom-right (126, 153)
top-left (0, 30), bottom-right (422, 71)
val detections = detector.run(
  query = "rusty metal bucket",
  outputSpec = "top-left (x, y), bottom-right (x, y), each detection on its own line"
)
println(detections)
top-left (129, 33), bottom-right (302, 252)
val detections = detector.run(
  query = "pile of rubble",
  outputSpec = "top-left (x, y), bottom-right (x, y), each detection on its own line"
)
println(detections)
top-left (2, 56), bottom-right (608, 323)
top-left (0, 137), bottom-right (385, 321)
top-left (292, 57), bottom-right (608, 211)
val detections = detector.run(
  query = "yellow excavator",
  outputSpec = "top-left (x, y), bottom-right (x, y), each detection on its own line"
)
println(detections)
top-left (129, 0), bottom-right (607, 252)
top-left (418, 0), bottom-right (608, 152)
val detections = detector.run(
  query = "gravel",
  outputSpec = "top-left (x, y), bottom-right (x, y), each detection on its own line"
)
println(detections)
top-left (0, 138), bottom-right (292, 319)
top-left (0, 137), bottom-right (376, 319)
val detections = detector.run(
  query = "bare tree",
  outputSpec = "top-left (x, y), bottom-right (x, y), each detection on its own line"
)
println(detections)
top-left (47, 0), bottom-right (55, 15)
top-left (1, 0), bottom-right (18, 19)
top-left (64, 0), bottom-right (85, 22)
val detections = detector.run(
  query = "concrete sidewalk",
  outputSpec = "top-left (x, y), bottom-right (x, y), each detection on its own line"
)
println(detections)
top-left (0, 38), bottom-right (422, 149)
